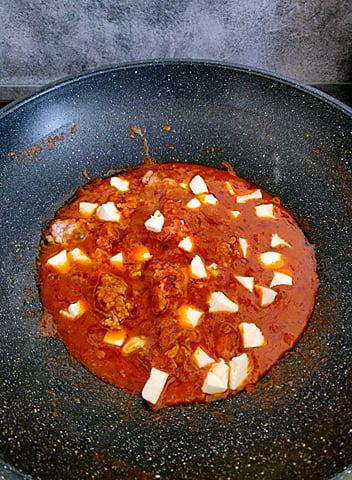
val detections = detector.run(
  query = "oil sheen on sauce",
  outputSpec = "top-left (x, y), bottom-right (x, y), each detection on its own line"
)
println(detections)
top-left (38, 163), bottom-right (318, 407)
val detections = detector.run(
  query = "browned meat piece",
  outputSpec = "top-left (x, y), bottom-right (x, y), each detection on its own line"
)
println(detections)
top-left (48, 219), bottom-right (86, 244)
top-left (147, 262), bottom-right (187, 313)
top-left (96, 223), bottom-right (122, 253)
top-left (141, 169), bottom-right (158, 186)
top-left (95, 273), bottom-right (133, 329)
top-left (216, 237), bottom-right (240, 265)
top-left (157, 217), bottom-right (190, 243)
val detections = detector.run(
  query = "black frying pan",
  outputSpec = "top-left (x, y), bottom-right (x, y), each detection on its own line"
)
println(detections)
top-left (0, 60), bottom-right (351, 480)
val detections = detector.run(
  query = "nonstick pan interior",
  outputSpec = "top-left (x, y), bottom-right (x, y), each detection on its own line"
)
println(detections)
top-left (0, 61), bottom-right (351, 480)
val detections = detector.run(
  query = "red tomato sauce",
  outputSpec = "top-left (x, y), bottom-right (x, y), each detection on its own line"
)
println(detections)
top-left (38, 163), bottom-right (318, 407)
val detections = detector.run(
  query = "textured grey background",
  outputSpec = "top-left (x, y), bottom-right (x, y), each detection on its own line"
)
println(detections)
top-left (0, 0), bottom-right (351, 97)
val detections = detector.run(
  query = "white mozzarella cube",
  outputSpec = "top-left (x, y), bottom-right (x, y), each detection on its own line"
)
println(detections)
top-left (255, 203), bottom-right (276, 219)
top-left (192, 347), bottom-right (215, 368)
top-left (79, 202), bottom-right (99, 217)
top-left (231, 210), bottom-right (241, 218)
top-left (271, 233), bottom-right (292, 248)
top-left (178, 236), bottom-right (193, 252)
top-left (199, 194), bottom-right (218, 205)
top-left (178, 305), bottom-right (204, 328)
top-left (60, 300), bottom-right (86, 319)
top-left (189, 175), bottom-right (208, 195)
top-left (46, 250), bottom-right (70, 273)
top-left (110, 252), bottom-right (124, 268)
top-left (270, 271), bottom-right (293, 287)
top-left (202, 360), bottom-right (229, 394)
top-left (258, 251), bottom-right (285, 269)
top-left (186, 197), bottom-right (201, 209)
top-left (96, 202), bottom-right (121, 222)
top-left (190, 255), bottom-right (208, 279)
top-left (239, 237), bottom-right (249, 258)
top-left (208, 291), bottom-right (239, 313)
top-left (235, 276), bottom-right (254, 292)
top-left (110, 176), bottom-right (129, 192)
top-left (239, 322), bottom-right (266, 348)
top-left (236, 189), bottom-right (262, 203)
top-left (144, 210), bottom-right (165, 233)
top-left (256, 285), bottom-right (278, 306)
top-left (142, 368), bottom-right (169, 405)
top-left (69, 248), bottom-right (91, 264)
top-left (229, 353), bottom-right (249, 391)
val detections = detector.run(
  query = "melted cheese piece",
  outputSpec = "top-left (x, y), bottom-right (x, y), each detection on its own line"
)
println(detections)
top-left (192, 347), bottom-right (215, 368)
top-left (186, 197), bottom-right (201, 209)
top-left (256, 285), bottom-right (278, 306)
top-left (144, 210), bottom-right (165, 233)
top-left (258, 251), bottom-right (286, 269)
top-left (178, 305), bottom-right (204, 328)
top-left (131, 246), bottom-right (152, 262)
top-left (270, 271), bottom-right (293, 287)
top-left (271, 233), bottom-right (292, 248)
top-left (235, 276), bottom-right (254, 292)
top-left (142, 368), bottom-right (169, 405)
top-left (229, 353), bottom-right (249, 391)
top-left (110, 252), bottom-right (124, 268)
top-left (208, 291), bottom-right (239, 313)
top-left (189, 175), bottom-right (208, 195)
top-left (122, 336), bottom-right (146, 355)
top-left (103, 329), bottom-right (127, 347)
top-left (178, 236), bottom-right (193, 252)
top-left (46, 250), bottom-right (70, 273)
top-left (79, 202), bottom-right (98, 217)
top-left (110, 176), bottom-right (129, 192)
top-left (96, 202), bottom-right (121, 222)
top-left (239, 237), bottom-right (249, 258)
top-left (236, 189), bottom-right (262, 203)
top-left (207, 262), bottom-right (219, 276)
top-left (255, 204), bottom-right (276, 219)
top-left (239, 322), bottom-right (266, 348)
top-left (60, 300), bottom-right (86, 319)
top-left (198, 193), bottom-right (218, 205)
top-left (202, 360), bottom-right (229, 394)
top-left (231, 210), bottom-right (241, 218)
top-left (190, 255), bottom-right (208, 279)
top-left (225, 181), bottom-right (236, 196)
top-left (179, 181), bottom-right (188, 189)
top-left (69, 248), bottom-right (91, 265)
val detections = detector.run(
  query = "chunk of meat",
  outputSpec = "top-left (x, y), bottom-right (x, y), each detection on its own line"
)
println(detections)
top-left (48, 219), bottom-right (86, 244)
top-left (96, 223), bottom-right (122, 253)
top-left (141, 170), bottom-right (158, 186)
top-left (147, 262), bottom-right (188, 313)
top-left (95, 273), bottom-right (133, 329)
top-left (157, 217), bottom-right (190, 242)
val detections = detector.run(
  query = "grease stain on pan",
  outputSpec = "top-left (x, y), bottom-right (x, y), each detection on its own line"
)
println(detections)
top-left (7, 123), bottom-right (80, 165)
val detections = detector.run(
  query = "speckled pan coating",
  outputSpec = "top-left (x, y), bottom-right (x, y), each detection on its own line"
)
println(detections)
top-left (0, 60), bottom-right (351, 480)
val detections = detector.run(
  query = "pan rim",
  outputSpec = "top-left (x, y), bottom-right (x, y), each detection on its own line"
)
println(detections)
top-left (0, 58), bottom-right (351, 121)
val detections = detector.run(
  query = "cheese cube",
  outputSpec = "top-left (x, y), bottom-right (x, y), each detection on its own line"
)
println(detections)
top-left (202, 360), bottom-right (229, 394)
top-left (199, 194), bottom-right (218, 205)
top-left (103, 329), bottom-right (127, 347)
top-left (255, 204), bottom-right (276, 219)
top-left (142, 368), bottom-right (169, 405)
top-left (110, 252), bottom-right (124, 268)
top-left (186, 197), bottom-right (201, 209)
top-left (239, 322), bottom-right (266, 348)
top-left (270, 271), bottom-right (293, 287)
top-left (178, 236), bottom-right (193, 252)
top-left (60, 300), bottom-right (87, 319)
top-left (208, 291), bottom-right (239, 313)
top-left (256, 285), bottom-right (278, 306)
top-left (231, 210), bottom-right (241, 218)
top-left (235, 276), bottom-right (254, 292)
top-left (79, 202), bottom-right (98, 217)
top-left (229, 353), bottom-right (249, 391)
top-left (144, 210), bottom-right (165, 233)
top-left (192, 347), bottom-right (215, 368)
top-left (96, 202), bottom-right (121, 222)
top-left (271, 233), bottom-right (292, 248)
top-left (178, 305), bottom-right (204, 328)
top-left (189, 175), bottom-right (208, 195)
top-left (236, 189), bottom-right (262, 203)
top-left (239, 237), bottom-right (248, 258)
top-left (69, 248), bottom-right (91, 265)
top-left (110, 176), bottom-right (129, 192)
top-left (258, 251), bottom-right (285, 269)
top-left (46, 250), bottom-right (70, 273)
top-left (190, 255), bottom-right (207, 279)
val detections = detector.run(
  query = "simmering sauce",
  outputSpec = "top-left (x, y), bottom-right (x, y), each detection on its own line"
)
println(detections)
top-left (38, 163), bottom-right (318, 407)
